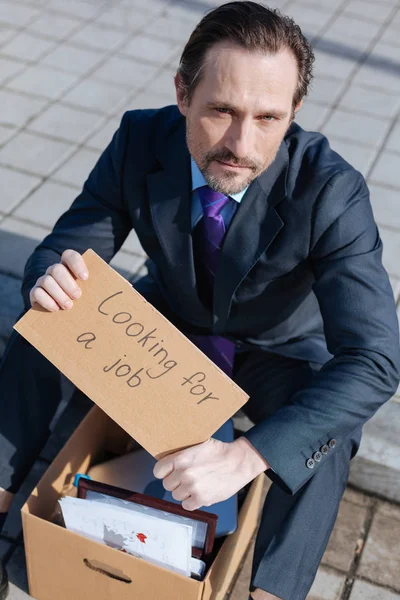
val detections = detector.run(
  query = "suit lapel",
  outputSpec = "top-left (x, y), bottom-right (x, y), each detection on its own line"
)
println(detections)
top-left (147, 116), bottom-right (211, 325)
top-left (213, 140), bottom-right (289, 333)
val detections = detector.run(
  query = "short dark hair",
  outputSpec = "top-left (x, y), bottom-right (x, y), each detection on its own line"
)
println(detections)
top-left (177, 1), bottom-right (315, 111)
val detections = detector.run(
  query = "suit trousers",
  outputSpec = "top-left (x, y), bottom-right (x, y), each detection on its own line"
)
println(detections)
top-left (0, 326), bottom-right (361, 600)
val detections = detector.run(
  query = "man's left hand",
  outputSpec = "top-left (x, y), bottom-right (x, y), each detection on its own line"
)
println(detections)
top-left (153, 437), bottom-right (270, 511)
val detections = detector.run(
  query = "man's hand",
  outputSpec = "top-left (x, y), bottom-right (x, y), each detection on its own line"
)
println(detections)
top-left (29, 249), bottom-right (89, 312)
top-left (153, 437), bottom-right (270, 511)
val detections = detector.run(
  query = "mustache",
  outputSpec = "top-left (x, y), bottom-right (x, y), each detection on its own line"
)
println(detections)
top-left (205, 149), bottom-right (259, 171)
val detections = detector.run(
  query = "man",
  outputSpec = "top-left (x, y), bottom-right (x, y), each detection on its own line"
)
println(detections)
top-left (0, 2), bottom-right (399, 599)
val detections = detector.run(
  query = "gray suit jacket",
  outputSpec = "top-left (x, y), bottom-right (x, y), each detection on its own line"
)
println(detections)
top-left (22, 105), bottom-right (400, 495)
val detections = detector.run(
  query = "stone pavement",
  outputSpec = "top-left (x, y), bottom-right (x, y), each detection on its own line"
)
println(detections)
top-left (0, 0), bottom-right (399, 597)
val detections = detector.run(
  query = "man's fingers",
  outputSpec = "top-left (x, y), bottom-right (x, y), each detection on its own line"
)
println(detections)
top-left (171, 485), bottom-right (191, 502)
top-left (153, 457), bottom-right (174, 479)
top-left (61, 249), bottom-right (89, 281)
top-left (45, 263), bottom-right (82, 302)
top-left (162, 470), bottom-right (181, 492)
top-left (30, 287), bottom-right (60, 312)
top-left (36, 274), bottom-right (75, 309)
top-left (182, 496), bottom-right (200, 511)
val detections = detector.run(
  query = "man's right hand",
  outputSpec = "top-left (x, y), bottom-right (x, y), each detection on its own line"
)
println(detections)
top-left (29, 249), bottom-right (89, 312)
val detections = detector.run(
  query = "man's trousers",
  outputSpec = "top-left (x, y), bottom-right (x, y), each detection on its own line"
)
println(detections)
top-left (0, 326), bottom-right (361, 600)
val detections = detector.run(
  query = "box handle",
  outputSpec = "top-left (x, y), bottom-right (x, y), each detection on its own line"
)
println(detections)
top-left (83, 558), bottom-right (132, 583)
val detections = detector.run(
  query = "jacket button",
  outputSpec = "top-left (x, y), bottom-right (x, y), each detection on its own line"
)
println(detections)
top-left (313, 451), bottom-right (322, 462)
top-left (306, 458), bottom-right (315, 469)
top-left (328, 439), bottom-right (336, 449)
top-left (320, 445), bottom-right (329, 455)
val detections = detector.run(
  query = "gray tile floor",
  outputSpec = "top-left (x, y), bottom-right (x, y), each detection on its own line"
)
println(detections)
top-left (0, 0), bottom-right (399, 598)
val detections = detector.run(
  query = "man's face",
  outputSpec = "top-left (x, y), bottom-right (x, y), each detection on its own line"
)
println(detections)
top-left (176, 41), bottom-right (301, 195)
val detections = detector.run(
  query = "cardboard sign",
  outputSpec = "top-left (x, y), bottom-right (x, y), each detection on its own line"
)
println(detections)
top-left (14, 250), bottom-right (249, 458)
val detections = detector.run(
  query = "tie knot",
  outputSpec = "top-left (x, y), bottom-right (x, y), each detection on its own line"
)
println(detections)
top-left (197, 186), bottom-right (231, 219)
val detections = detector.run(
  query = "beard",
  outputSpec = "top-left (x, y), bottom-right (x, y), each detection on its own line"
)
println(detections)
top-left (186, 121), bottom-right (280, 196)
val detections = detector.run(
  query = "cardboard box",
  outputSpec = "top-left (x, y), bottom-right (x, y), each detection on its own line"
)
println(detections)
top-left (22, 406), bottom-right (265, 600)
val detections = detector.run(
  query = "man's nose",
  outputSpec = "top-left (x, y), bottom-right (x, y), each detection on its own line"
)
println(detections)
top-left (225, 120), bottom-right (254, 161)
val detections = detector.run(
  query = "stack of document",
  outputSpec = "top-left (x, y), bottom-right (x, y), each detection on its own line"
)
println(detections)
top-left (59, 495), bottom-right (206, 579)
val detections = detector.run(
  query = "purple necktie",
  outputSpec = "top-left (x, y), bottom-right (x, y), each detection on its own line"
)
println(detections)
top-left (189, 186), bottom-right (236, 377)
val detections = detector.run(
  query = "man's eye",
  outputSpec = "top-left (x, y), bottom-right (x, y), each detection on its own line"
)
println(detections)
top-left (262, 116), bottom-right (275, 121)
top-left (215, 107), bottom-right (230, 114)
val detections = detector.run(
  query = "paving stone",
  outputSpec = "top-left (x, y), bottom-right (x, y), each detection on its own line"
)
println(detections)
top-left (7, 64), bottom-right (79, 100)
top-left (0, 23), bottom-right (17, 47)
top-left (323, 109), bottom-right (390, 147)
top-left (380, 27), bottom-right (400, 48)
top-left (120, 0), bottom-right (170, 14)
top-left (147, 68), bottom-right (179, 99)
top-left (343, 0), bottom-right (395, 23)
top-left (295, 101), bottom-right (330, 132)
top-left (51, 147), bottom-right (101, 188)
top-left (1, 31), bottom-right (55, 63)
top-left (13, 180), bottom-right (77, 228)
top-left (349, 580), bottom-right (400, 600)
top-left (42, 42), bottom-right (103, 75)
top-left (313, 49), bottom-right (358, 81)
top-left (142, 16), bottom-right (194, 43)
top-left (121, 33), bottom-right (180, 66)
top-left (349, 400), bottom-right (400, 502)
top-left (28, 10), bottom-right (81, 40)
top-left (0, 1), bottom-right (39, 27)
top-left (84, 116), bottom-right (120, 151)
top-left (321, 497), bottom-right (368, 572)
top-left (110, 250), bottom-right (145, 279)
top-left (357, 503), bottom-right (400, 590)
top-left (342, 487), bottom-right (372, 508)
top-left (0, 131), bottom-right (73, 177)
top-left (2, 461), bottom-right (50, 539)
top-left (308, 77), bottom-right (346, 107)
top-left (324, 14), bottom-right (381, 43)
top-left (0, 273), bottom-right (24, 342)
top-left (385, 120), bottom-right (400, 154)
top-left (95, 7), bottom-right (153, 32)
top-left (352, 63), bottom-right (400, 93)
top-left (368, 41), bottom-right (400, 68)
top-left (165, 1), bottom-right (207, 25)
top-left (0, 57), bottom-right (25, 86)
top-left (69, 21), bottom-right (130, 52)
top-left (328, 137), bottom-right (377, 177)
top-left (338, 85), bottom-right (400, 119)
top-left (28, 103), bottom-right (103, 144)
top-left (368, 183), bottom-right (400, 230)
top-left (46, 0), bottom-right (107, 20)
top-left (92, 54), bottom-right (159, 89)
top-left (369, 151), bottom-right (400, 190)
top-left (124, 89), bottom-right (173, 112)
top-left (0, 89), bottom-right (47, 128)
top-left (61, 78), bottom-right (133, 115)
top-left (6, 582), bottom-right (32, 600)
top-left (0, 166), bottom-right (40, 214)
top-left (0, 217), bottom-right (50, 278)
top-left (307, 566), bottom-right (346, 600)
top-left (0, 125), bottom-right (15, 146)
top-left (285, 4), bottom-right (333, 37)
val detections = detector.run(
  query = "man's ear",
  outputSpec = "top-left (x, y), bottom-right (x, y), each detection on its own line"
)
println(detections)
top-left (294, 98), bottom-right (303, 117)
top-left (174, 73), bottom-right (188, 116)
